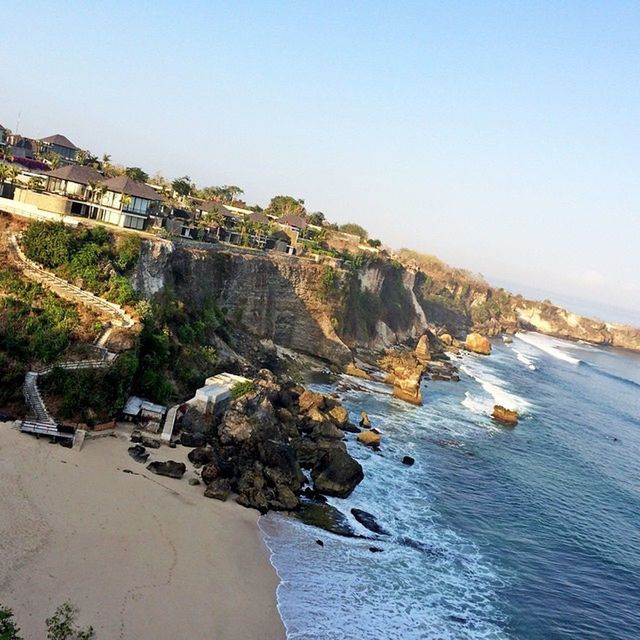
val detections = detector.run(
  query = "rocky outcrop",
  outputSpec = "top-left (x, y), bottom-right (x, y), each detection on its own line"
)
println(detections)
top-left (464, 333), bottom-right (492, 355)
top-left (492, 405), bottom-right (519, 426)
top-left (415, 334), bottom-right (431, 362)
top-left (378, 349), bottom-right (426, 405)
top-left (179, 369), bottom-right (365, 512)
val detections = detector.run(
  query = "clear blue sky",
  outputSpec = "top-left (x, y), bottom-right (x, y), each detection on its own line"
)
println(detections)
top-left (2, 1), bottom-right (639, 322)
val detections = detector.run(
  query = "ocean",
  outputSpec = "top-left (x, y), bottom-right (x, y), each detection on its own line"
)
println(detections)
top-left (260, 333), bottom-right (640, 640)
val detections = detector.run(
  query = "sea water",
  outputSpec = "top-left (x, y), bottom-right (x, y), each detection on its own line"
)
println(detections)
top-left (260, 334), bottom-right (640, 639)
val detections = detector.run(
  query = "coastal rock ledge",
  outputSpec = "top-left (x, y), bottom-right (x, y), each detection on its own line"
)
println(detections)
top-left (177, 369), bottom-right (364, 513)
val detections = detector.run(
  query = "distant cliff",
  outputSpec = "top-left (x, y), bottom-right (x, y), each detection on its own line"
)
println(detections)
top-left (133, 240), bottom-right (640, 363)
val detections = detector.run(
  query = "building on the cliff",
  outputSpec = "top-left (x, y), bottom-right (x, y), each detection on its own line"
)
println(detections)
top-left (39, 134), bottom-right (79, 164)
top-left (87, 175), bottom-right (163, 230)
top-left (190, 373), bottom-right (251, 415)
top-left (277, 213), bottom-right (307, 249)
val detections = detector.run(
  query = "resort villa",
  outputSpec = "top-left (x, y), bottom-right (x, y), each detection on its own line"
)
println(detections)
top-left (87, 175), bottom-right (163, 230)
top-left (39, 134), bottom-right (79, 163)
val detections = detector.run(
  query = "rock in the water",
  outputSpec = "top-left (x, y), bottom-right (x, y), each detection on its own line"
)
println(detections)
top-left (357, 430), bottom-right (382, 447)
top-left (146, 460), bottom-right (186, 479)
top-left (188, 477), bottom-right (201, 486)
top-left (188, 445), bottom-right (215, 467)
top-left (128, 444), bottom-right (149, 463)
top-left (316, 539), bottom-right (324, 546)
top-left (464, 332), bottom-right (491, 355)
top-left (311, 449), bottom-right (364, 498)
top-left (351, 508), bottom-right (389, 535)
top-left (369, 546), bottom-right (384, 553)
top-left (378, 349), bottom-right (426, 405)
top-left (294, 502), bottom-right (357, 537)
top-left (415, 334), bottom-right (431, 362)
top-left (402, 455), bottom-right (415, 466)
top-left (360, 411), bottom-right (372, 428)
top-left (204, 477), bottom-right (231, 501)
top-left (502, 335), bottom-right (513, 344)
top-left (492, 405), bottom-right (519, 426)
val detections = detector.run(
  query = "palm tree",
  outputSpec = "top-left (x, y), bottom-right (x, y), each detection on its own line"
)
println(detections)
top-left (0, 145), bottom-right (14, 162)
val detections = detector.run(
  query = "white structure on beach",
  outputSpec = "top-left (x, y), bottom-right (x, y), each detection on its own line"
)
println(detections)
top-left (160, 372), bottom-right (250, 442)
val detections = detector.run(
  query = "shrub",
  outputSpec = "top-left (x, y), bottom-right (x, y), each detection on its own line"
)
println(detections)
top-left (230, 380), bottom-right (255, 400)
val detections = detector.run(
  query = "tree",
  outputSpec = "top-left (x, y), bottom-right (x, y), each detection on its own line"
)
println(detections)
top-left (0, 604), bottom-right (22, 640)
top-left (339, 222), bottom-right (368, 241)
top-left (367, 238), bottom-right (382, 248)
top-left (27, 176), bottom-right (45, 191)
top-left (265, 195), bottom-right (306, 218)
top-left (172, 175), bottom-right (193, 198)
top-left (46, 153), bottom-right (62, 169)
top-left (307, 211), bottom-right (325, 226)
top-left (125, 167), bottom-right (149, 183)
top-left (0, 146), bottom-right (14, 162)
top-left (199, 185), bottom-right (244, 204)
top-left (46, 602), bottom-right (94, 640)
top-left (0, 164), bottom-right (18, 185)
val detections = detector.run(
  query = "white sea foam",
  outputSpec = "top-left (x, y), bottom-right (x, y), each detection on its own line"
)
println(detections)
top-left (460, 363), bottom-right (530, 414)
top-left (515, 332), bottom-right (581, 365)
top-left (514, 349), bottom-right (537, 370)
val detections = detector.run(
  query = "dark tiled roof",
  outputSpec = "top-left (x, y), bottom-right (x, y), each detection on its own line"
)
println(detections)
top-left (199, 200), bottom-right (225, 213)
top-left (247, 211), bottom-right (269, 225)
top-left (47, 164), bottom-right (103, 185)
top-left (40, 134), bottom-right (78, 150)
top-left (99, 175), bottom-right (162, 201)
top-left (277, 213), bottom-right (307, 229)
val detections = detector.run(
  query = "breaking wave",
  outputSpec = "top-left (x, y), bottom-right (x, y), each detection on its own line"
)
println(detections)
top-left (514, 350), bottom-right (537, 370)
top-left (515, 333), bottom-right (581, 365)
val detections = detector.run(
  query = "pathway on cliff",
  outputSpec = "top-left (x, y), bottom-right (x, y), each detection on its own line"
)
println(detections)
top-left (9, 234), bottom-right (138, 437)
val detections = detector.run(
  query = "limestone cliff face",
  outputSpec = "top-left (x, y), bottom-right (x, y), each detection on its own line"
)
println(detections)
top-left (135, 242), bottom-right (352, 365)
top-left (133, 240), bottom-right (640, 360)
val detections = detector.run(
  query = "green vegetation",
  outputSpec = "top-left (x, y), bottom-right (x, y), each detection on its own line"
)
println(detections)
top-left (1, 604), bottom-right (21, 640)
top-left (0, 601), bottom-right (94, 640)
top-left (319, 265), bottom-right (340, 299)
top-left (339, 222), bottom-right (368, 241)
top-left (124, 166), bottom-right (149, 183)
top-left (0, 267), bottom-right (95, 407)
top-left (132, 292), bottom-right (229, 404)
top-left (40, 353), bottom-right (138, 425)
top-left (21, 222), bottom-right (140, 305)
top-left (265, 195), bottom-right (306, 218)
top-left (230, 380), bottom-right (256, 400)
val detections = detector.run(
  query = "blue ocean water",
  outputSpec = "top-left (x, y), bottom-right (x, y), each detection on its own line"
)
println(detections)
top-left (261, 333), bottom-right (640, 640)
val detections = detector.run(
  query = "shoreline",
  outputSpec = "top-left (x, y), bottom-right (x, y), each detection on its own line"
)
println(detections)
top-left (0, 422), bottom-right (285, 639)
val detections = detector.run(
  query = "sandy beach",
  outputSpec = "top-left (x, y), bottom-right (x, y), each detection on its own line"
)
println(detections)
top-left (0, 422), bottom-right (285, 639)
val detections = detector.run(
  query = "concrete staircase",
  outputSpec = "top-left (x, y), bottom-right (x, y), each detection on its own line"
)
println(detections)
top-left (10, 233), bottom-right (139, 443)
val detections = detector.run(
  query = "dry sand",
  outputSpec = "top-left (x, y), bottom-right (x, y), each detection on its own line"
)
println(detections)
top-left (0, 422), bottom-right (285, 639)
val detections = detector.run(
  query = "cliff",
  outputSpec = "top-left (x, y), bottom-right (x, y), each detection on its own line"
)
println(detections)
top-left (133, 240), bottom-right (640, 364)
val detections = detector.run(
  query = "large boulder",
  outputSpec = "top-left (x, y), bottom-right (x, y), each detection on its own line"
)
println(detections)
top-left (357, 430), bottom-right (382, 447)
top-left (146, 460), bottom-right (186, 479)
top-left (327, 404), bottom-right (349, 427)
top-left (492, 405), bottom-right (519, 426)
top-left (465, 333), bottom-right (492, 355)
top-left (311, 449), bottom-right (364, 498)
top-left (378, 349), bottom-right (426, 405)
top-left (188, 445), bottom-right (216, 467)
top-left (298, 389), bottom-right (325, 413)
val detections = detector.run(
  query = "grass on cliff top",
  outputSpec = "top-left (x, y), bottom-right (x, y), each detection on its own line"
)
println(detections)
top-left (21, 221), bottom-right (140, 305)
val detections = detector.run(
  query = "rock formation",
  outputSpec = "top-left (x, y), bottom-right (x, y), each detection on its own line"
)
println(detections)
top-left (177, 369), bottom-right (364, 512)
top-left (378, 349), bottom-right (427, 405)
top-left (492, 405), bottom-right (519, 426)
top-left (464, 332), bottom-right (492, 355)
